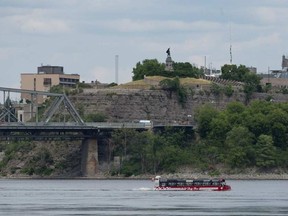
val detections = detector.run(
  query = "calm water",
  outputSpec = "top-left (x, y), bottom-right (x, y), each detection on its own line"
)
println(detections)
top-left (0, 179), bottom-right (287, 216)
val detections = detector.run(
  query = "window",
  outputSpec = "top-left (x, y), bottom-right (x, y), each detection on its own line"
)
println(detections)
top-left (43, 78), bottom-right (52, 86)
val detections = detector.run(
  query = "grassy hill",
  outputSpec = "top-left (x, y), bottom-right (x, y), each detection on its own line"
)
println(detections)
top-left (113, 76), bottom-right (211, 90)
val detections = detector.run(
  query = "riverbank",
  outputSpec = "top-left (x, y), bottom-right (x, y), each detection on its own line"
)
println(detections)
top-left (146, 173), bottom-right (288, 180)
top-left (1, 173), bottom-right (288, 180)
top-left (1, 168), bottom-right (288, 180)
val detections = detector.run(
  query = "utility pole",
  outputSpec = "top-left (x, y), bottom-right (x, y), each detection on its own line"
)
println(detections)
top-left (115, 55), bottom-right (119, 84)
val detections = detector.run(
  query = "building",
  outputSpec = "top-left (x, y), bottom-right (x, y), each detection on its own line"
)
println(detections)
top-left (21, 65), bottom-right (80, 103)
top-left (260, 55), bottom-right (288, 89)
top-left (248, 66), bottom-right (257, 74)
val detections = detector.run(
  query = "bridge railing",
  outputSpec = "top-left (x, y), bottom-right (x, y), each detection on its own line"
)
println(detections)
top-left (0, 121), bottom-right (153, 129)
top-left (0, 121), bottom-right (195, 130)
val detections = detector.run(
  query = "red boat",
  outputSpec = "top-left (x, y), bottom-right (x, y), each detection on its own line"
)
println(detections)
top-left (153, 176), bottom-right (231, 191)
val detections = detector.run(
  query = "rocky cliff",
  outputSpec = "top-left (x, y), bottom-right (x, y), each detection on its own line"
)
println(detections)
top-left (71, 88), bottom-right (246, 125)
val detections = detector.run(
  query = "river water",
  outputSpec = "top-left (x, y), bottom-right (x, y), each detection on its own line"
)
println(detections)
top-left (0, 179), bottom-right (287, 216)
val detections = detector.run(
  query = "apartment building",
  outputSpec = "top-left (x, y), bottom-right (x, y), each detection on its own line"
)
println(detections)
top-left (21, 65), bottom-right (80, 104)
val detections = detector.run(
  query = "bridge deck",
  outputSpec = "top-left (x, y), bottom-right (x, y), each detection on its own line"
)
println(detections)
top-left (0, 122), bottom-right (194, 141)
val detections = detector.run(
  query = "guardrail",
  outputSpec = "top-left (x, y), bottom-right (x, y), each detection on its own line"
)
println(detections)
top-left (0, 122), bottom-right (153, 129)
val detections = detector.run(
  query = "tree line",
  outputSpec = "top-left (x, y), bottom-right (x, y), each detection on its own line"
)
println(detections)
top-left (110, 100), bottom-right (288, 176)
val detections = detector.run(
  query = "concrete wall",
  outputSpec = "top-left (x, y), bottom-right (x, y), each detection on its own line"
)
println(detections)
top-left (81, 138), bottom-right (98, 177)
top-left (261, 77), bottom-right (288, 88)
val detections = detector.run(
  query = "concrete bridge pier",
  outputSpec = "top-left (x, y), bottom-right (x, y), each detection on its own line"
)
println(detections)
top-left (81, 138), bottom-right (98, 177)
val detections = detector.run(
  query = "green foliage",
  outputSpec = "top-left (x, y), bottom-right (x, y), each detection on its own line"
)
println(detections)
top-left (220, 64), bottom-right (261, 103)
top-left (49, 85), bottom-right (68, 94)
top-left (194, 105), bottom-right (218, 138)
top-left (159, 78), bottom-right (179, 96)
top-left (4, 141), bottom-right (35, 156)
top-left (221, 64), bottom-right (260, 84)
top-left (265, 95), bottom-right (274, 102)
top-left (177, 86), bottom-right (187, 104)
top-left (0, 141), bottom-right (35, 174)
top-left (276, 150), bottom-right (288, 167)
top-left (21, 147), bottom-right (54, 176)
top-left (255, 135), bottom-right (276, 169)
top-left (243, 82), bottom-right (256, 104)
top-left (132, 59), bottom-right (203, 81)
top-left (263, 83), bottom-right (272, 93)
top-left (225, 126), bottom-right (255, 168)
top-left (209, 113), bottom-right (230, 143)
top-left (77, 82), bottom-right (92, 89)
top-left (224, 84), bottom-right (234, 97)
top-left (0, 141), bottom-right (35, 171)
top-left (210, 83), bottom-right (222, 97)
top-left (76, 104), bottom-right (85, 117)
top-left (49, 83), bottom-right (88, 96)
top-left (280, 87), bottom-right (288, 94)
top-left (192, 99), bottom-right (288, 170)
top-left (159, 77), bottom-right (187, 104)
top-left (84, 113), bottom-right (107, 122)
top-left (172, 62), bottom-right (203, 78)
top-left (132, 59), bottom-right (165, 81)
top-left (110, 128), bottom-right (194, 176)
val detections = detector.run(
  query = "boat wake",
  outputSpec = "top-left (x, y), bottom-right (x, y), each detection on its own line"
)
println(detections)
top-left (133, 187), bottom-right (153, 191)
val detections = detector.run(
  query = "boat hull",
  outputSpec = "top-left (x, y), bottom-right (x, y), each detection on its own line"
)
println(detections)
top-left (152, 176), bottom-right (232, 191)
top-left (154, 185), bottom-right (231, 191)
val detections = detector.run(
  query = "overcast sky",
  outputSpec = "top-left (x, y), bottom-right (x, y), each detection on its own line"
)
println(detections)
top-left (1, 0), bottom-right (288, 89)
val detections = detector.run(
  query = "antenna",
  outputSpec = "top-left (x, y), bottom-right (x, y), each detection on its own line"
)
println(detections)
top-left (229, 20), bottom-right (232, 64)
top-left (268, 66), bottom-right (270, 83)
top-left (204, 56), bottom-right (206, 74)
top-left (115, 55), bottom-right (119, 84)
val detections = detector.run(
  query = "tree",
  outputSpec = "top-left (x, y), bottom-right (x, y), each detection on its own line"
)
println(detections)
top-left (225, 101), bottom-right (246, 126)
top-left (159, 78), bottom-right (179, 97)
top-left (224, 84), bottom-right (234, 97)
top-left (220, 64), bottom-right (261, 103)
top-left (172, 62), bottom-right (203, 78)
top-left (244, 112), bottom-right (269, 138)
top-left (132, 59), bottom-right (165, 81)
top-left (243, 73), bottom-right (261, 103)
top-left (254, 135), bottom-right (277, 169)
top-left (221, 64), bottom-right (257, 83)
top-left (209, 113), bottom-right (230, 143)
top-left (225, 126), bottom-right (255, 168)
top-left (159, 77), bottom-right (187, 104)
top-left (194, 105), bottom-right (218, 138)
top-left (3, 97), bottom-right (17, 122)
top-left (210, 83), bottom-right (222, 97)
top-left (122, 131), bottom-right (153, 175)
top-left (111, 129), bottom-right (138, 166)
top-left (220, 64), bottom-right (239, 80)
top-left (267, 108), bottom-right (288, 150)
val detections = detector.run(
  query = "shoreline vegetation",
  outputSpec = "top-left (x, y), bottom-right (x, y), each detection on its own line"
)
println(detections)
top-left (1, 172), bottom-right (288, 180)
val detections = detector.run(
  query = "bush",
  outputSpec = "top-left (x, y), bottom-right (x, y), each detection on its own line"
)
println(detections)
top-left (210, 83), bottom-right (222, 96)
top-left (224, 85), bottom-right (234, 97)
top-left (84, 113), bottom-right (107, 122)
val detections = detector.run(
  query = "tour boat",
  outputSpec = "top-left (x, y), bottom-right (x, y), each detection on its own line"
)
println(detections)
top-left (153, 176), bottom-right (231, 191)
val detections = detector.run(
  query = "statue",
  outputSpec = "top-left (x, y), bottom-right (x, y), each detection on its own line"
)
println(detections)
top-left (166, 48), bottom-right (170, 57)
top-left (165, 48), bottom-right (173, 72)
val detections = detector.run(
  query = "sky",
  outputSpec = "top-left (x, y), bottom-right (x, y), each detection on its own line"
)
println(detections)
top-left (1, 0), bottom-right (288, 89)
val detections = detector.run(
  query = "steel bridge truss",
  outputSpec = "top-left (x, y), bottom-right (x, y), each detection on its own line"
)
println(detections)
top-left (0, 87), bottom-right (84, 125)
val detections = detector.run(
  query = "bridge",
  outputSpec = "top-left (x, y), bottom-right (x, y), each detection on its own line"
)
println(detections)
top-left (0, 86), bottom-right (194, 177)
top-left (0, 122), bottom-right (152, 141)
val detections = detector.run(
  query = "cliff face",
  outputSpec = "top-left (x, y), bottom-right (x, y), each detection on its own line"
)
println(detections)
top-left (71, 88), bottom-right (246, 124)
top-left (2, 87), bottom-right (288, 178)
